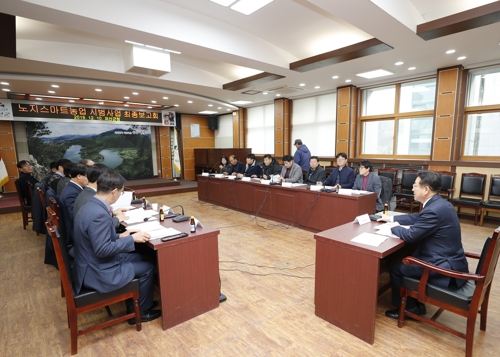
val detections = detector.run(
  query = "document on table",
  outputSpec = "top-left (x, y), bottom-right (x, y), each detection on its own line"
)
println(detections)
top-left (123, 208), bottom-right (157, 224)
top-left (110, 191), bottom-right (133, 209)
top-left (126, 221), bottom-right (183, 240)
top-left (373, 223), bottom-right (411, 238)
top-left (351, 232), bottom-right (389, 247)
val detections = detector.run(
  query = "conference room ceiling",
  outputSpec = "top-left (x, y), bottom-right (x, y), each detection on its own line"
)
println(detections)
top-left (1, 0), bottom-right (500, 116)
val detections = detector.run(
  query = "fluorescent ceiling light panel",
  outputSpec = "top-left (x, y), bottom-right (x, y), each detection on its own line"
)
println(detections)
top-left (34, 94), bottom-right (79, 100)
top-left (230, 100), bottom-right (253, 105)
top-left (210, 0), bottom-right (237, 6)
top-left (125, 40), bottom-right (144, 46)
top-left (231, 0), bottom-right (274, 15)
top-left (356, 69), bottom-right (393, 79)
top-left (199, 110), bottom-right (218, 114)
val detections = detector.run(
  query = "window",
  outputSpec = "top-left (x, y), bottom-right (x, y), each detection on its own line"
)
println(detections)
top-left (215, 113), bottom-right (233, 148)
top-left (464, 67), bottom-right (500, 160)
top-left (291, 93), bottom-right (336, 157)
top-left (247, 104), bottom-right (274, 154)
top-left (360, 79), bottom-right (436, 157)
top-left (464, 112), bottom-right (500, 156)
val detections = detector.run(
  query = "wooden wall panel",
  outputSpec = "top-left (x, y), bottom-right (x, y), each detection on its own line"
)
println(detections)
top-left (0, 121), bottom-right (17, 192)
top-left (157, 126), bottom-right (172, 179)
top-left (431, 66), bottom-right (463, 162)
top-left (274, 98), bottom-right (290, 159)
top-left (181, 115), bottom-right (215, 181)
top-left (336, 86), bottom-right (357, 157)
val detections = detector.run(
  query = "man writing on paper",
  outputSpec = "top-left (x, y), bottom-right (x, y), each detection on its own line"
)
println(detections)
top-left (377, 170), bottom-right (468, 319)
top-left (73, 170), bottom-right (161, 324)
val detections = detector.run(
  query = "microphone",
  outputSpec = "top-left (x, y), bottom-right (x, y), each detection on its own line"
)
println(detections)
top-left (209, 161), bottom-right (219, 175)
top-left (170, 204), bottom-right (190, 222)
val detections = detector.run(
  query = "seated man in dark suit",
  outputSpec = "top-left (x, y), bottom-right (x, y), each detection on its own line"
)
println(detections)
top-left (57, 161), bottom-right (75, 196)
top-left (319, 152), bottom-right (355, 189)
top-left (74, 165), bottom-right (128, 229)
top-left (378, 170), bottom-right (469, 319)
top-left (237, 153), bottom-right (262, 178)
top-left (73, 170), bottom-right (161, 323)
top-left (352, 159), bottom-right (383, 211)
top-left (48, 158), bottom-right (71, 192)
top-left (16, 160), bottom-right (39, 206)
top-left (228, 155), bottom-right (245, 176)
top-left (261, 154), bottom-right (282, 179)
top-left (60, 164), bottom-right (88, 246)
top-left (40, 161), bottom-right (57, 186)
top-left (305, 156), bottom-right (326, 185)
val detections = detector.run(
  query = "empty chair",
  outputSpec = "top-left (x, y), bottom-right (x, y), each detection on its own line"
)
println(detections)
top-left (452, 173), bottom-right (487, 226)
top-left (479, 174), bottom-right (500, 226)
top-left (396, 228), bottom-right (500, 357)
top-left (437, 171), bottom-right (456, 201)
top-left (394, 169), bottom-right (420, 213)
top-left (378, 168), bottom-right (398, 191)
top-left (14, 179), bottom-right (34, 230)
top-left (45, 218), bottom-right (142, 355)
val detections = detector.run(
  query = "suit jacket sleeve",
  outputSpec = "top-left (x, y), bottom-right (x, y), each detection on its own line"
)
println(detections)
top-left (343, 169), bottom-right (355, 188)
top-left (391, 210), bottom-right (439, 243)
top-left (88, 212), bottom-right (135, 258)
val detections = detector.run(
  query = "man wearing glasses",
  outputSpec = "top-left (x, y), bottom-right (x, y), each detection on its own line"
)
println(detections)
top-left (317, 152), bottom-right (355, 188)
top-left (73, 170), bottom-right (161, 324)
top-left (352, 159), bottom-right (383, 211)
top-left (16, 160), bottom-right (39, 206)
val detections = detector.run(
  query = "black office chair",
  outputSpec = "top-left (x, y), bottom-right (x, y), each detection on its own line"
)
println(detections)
top-left (452, 173), bottom-right (486, 226)
top-left (394, 169), bottom-right (420, 213)
top-left (480, 174), bottom-right (500, 226)
top-left (397, 228), bottom-right (500, 357)
top-left (378, 168), bottom-right (398, 192)
top-left (14, 179), bottom-right (34, 230)
top-left (46, 218), bottom-right (142, 355)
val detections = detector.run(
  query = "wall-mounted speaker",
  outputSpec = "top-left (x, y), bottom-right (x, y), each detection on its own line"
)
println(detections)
top-left (175, 113), bottom-right (182, 130)
top-left (208, 115), bottom-right (218, 130)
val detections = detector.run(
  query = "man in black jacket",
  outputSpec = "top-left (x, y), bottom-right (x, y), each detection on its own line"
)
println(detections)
top-left (261, 154), bottom-right (281, 179)
top-left (305, 156), bottom-right (326, 185)
top-left (17, 160), bottom-right (39, 206)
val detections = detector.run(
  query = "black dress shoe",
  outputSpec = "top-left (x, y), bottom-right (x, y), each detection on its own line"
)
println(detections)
top-left (128, 309), bottom-right (162, 325)
top-left (385, 305), bottom-right (421, 320)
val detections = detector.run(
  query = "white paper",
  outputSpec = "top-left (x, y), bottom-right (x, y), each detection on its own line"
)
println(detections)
top-left (242, 177), bottom-right (251, 181)
top-left (149, 227), bottom-right (183, 240)
top-left (260, 179), bottom-right (271, 185)
top-left (110, 191), bottom-right (133, 209)
top-left (309, 185), bottom-right (322, 191)
top-left (281, 182), bottom-right (292, 187)
top-left (123, 208), bottom-right (157, 224)
top-left (125, 216), bottom-right (157, 224)
top-left (338, 188), bottom-right (352, 195)
top-left (351, 232), bottom-right (389, 247)
top-left (214, 174), bottom-right (224, 178)
top-left (351, 190), bottom-right (371, 195)
top-left (291, 183), bottom-right (306, 187)
top-left (201, 172), bottom-right (209, 176)
top-left (226, 175), bottom-right (236, 180)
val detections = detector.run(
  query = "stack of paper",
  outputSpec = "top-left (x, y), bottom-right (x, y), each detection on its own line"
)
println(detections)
top-left (351, 232), bottom-right (389, 247)
top-left (123, 208), bottom-right (157, 224)
top-left (126, 221), bottom-right (183, 240)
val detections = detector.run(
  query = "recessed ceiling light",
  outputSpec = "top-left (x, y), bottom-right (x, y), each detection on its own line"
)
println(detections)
top-left (263, 92), bottom-right (268, 95)
top-left (345, 79), bottom-right (351, 83)
top-left (227, 109), bottom-right (231, 111)
top-left (188, 101), bottom-right (193, 103)
top-left (132, 92), bottom-right (139, 95)
top-left (276, 94), bottom-right (281, 97)
top-left (148, 106), bottom-right (152, 109)
top-left (395, 61), bottom-right (404, 66)
top-left (299, 83), bottom-right (305, 86)
top-left (314, 86), bottom-right (320, 89)
top-left (124, 104), bottom-right (129, 107)
top-left (356, 69), bottom-right (394, 79)
top-left (151, 100), bottom-right (156, 103)
top-left (199, 110), bottom-right (218, 114)
top-left (48, 90), bottom-right (55, 94)
top-left (124, 96), bottom-right (129, 99)
top-left (210, 0), bottom-right (236, 6)
top-left (408, 67), bottom-right (416, 70)
top-left (69, 100), bottom-right (75, 103)
top-left (174, 104), bottom-right (179, 107)
top-left (36, 97), bottom-right (42, 100)
top-left (163, 96), bottom-right (168, 100)
top-left (332, 76), bottom-right (339, 79)
top-left (218, 107), bottom-right (222, 109)
top-left (457, 56), bottom-right (466, 60)
top-left (208, 104), bottom-right (213, 107)
top-left (446, 49), bottom-right (456, 54)
top-left (95, 88), bottom-right (102, 92)
top-left (99, 102), bottom-right (104, 105)
top-left (0, 82), bottom-right (9, 85)
top-left (231, 0), bottom-right (274, 15)
top-left (2, 88), bottom-right (10, 91)
top-left (51, 84), bottom-right (59, 88)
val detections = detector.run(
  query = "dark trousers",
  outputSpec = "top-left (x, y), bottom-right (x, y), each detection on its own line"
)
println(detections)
top-left (390, 261), bottom-right (417, 309)
top-left (118, 253), bottom-right (155, 311)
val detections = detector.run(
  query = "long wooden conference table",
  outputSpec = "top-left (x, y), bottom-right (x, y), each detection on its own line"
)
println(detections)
top-left (146, 219), bottom-right (220, 330)
top-left (197, 175), bottom-right (377, 232)
top-left (314, 220), bottom-right (408, 344)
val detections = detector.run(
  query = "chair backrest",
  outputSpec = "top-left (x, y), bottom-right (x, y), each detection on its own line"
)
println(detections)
top-left (400, 169), bottom-right (419, 190)
top-left (46, 205), bottom-right (61, 229)
top-left (459, 173), bottom-right (486, 198)
top-left (37, 186), bottom-right (46, 205)
top-left (46, 219), bottom-right (76, 303)
top-left (475, 230), bottom-right (500, 303)
top-left (49, 196), bottom-right (61, 221)
top-left (379, 175), bottom-right (394, 204)
top-left (14, 179), bottom-right (28, 207)
top-left (378, 168), bottom-right (398, 186)
top-left (438, 171), bottom-right (456, 191)
top-left (488, 174), bottom-right (500, 199)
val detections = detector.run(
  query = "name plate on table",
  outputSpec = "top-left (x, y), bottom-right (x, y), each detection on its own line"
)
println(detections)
top-left (226, 175), bottom-right (236, 180)
top-left (338, 188), bottom-right (352, 195)
top-left (202, 172), bottom-right (209, 176)
top-left (242, 177), bottom-right (251, 181)
top-left (214, 174), bottom-right (224, 178)
top-left (281, 182), bottom-right (292, 187)
top-left (260, 179), bottom-right (271, 185)
top-left (353, 213), bottom-right (371, 225)
top-left (309, 185), bottom-right (323, 191)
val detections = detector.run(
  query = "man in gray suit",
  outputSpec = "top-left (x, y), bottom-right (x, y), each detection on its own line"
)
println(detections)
top-left (352, 159), bottom-right (383, 211)
top-left (280, 155), bottom-right (303, 183)
top-left (73, 170), bottom-right (161, 323)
